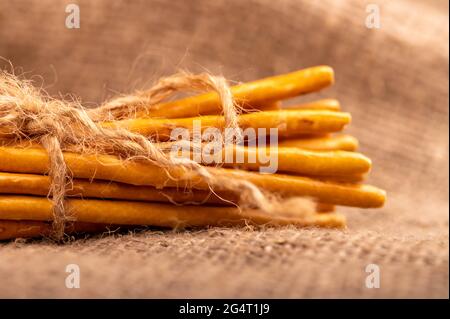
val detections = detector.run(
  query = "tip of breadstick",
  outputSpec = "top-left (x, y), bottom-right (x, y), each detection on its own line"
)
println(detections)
top-left (317, 65), bottom-right (335, 85)
top-left (321, 98), bottom-right (340, 110)
top-left (377, 189), bottom-right (387, 207)
top-left (362, 185), bottom-right (387, 208)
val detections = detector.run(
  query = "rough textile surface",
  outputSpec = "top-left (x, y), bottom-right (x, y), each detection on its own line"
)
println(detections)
top-left (0, 0), bottom-right (448, 298)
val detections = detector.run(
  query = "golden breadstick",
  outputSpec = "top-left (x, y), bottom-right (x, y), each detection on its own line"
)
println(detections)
top-left (0, 220), bottom-right (51, 240)
top-left (0, 172), bottom-right (236, 205)
top-left (0, 195), bottom-right (346, 229)
top-left (170, 144), bottom-right (370, 175)
top-left (286, 98), bottom-right (341, 111)
top-left (0, 217), bottom-right (344, 241)
top-left (213, 145), bottom-right (370, 176)
top-left (103, 110), bottom-right (351, 140)
top-left (0, 136), bottom-right (358, 178)
top-left (0, 146), bottom-right (386, 208)
top-left (0, 220), bottom-right (116, 240)
top-left (278, 134), bottom-right (359, 151)
top-left (135, 66), bottom-right (334, 118)
top-left (0, 172), bottom-right (365, 205)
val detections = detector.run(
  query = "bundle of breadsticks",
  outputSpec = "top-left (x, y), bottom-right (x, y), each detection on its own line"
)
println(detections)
top-left (0, 66), bottom-right (386, 241)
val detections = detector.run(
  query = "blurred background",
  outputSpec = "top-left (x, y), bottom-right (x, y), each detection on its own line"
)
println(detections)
top-left (0, 0), bottom-right (448, 298)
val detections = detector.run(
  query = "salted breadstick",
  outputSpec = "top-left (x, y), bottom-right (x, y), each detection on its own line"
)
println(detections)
top-left (286, 98), bottom-right (341, 111)
top-left (134, 66), bottom-right (334, 118)
top-left (0, 146), bottom-right (386, 208)
top-left (0, 220), bottom-right (116, 240)
top-left (103, 110), bottom-right (351, 140)
top-left (278, 135), bottom-right (359, 151)
top-left (0, 195), bottom-right (346, 230)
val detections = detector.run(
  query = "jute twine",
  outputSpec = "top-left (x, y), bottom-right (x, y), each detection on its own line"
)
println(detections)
top-left (0, 69), bottom-right (315, 241)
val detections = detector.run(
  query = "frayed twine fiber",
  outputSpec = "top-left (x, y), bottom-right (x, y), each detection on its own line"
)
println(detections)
top-left (0, 69), bottom-right (315, 241)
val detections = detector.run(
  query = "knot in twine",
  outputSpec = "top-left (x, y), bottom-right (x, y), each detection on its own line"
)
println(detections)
top-left (0, 70), bottom-right (314, 241)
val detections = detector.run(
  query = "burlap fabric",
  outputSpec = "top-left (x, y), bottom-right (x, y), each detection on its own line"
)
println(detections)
top-left (0, 0), bottom-right (448, 298)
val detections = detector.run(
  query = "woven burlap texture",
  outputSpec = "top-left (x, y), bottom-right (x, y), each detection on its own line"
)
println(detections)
top-left (0, 0), bottom-right (448, 298)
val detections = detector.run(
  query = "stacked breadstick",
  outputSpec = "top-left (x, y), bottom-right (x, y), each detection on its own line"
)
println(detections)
top-left (0, 66), bottom-right (386, 240)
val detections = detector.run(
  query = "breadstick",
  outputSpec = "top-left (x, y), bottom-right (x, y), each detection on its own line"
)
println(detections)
top-left (103, 110), bottom-right (351, 140)
top-left (170, 143), bottom-right (370, 175)
top-left (214, 145), bottom-right (371, 176)
top-left (0, 172), bottom-right (365, 205)
top-left (0, 172), bottom-right (236, 205)
top-left (286, 98), bottom-right (341, 111)
top-left (278, 134), bottom-right (358, 151)
top-left (0, 214), bottom-right (344, 240)
top-left (0, 146), bottom-right (386, 207)
top-left (0, 195), bottom-right (346, 229)
top-left (7, 136), bottom-right (362, 176)
top-left (135, 66), bottom-right (334, 118)
top-left (0, 220), bottom-right (115, 240)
